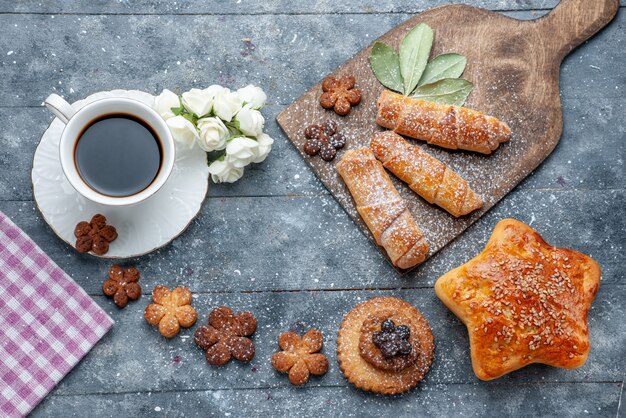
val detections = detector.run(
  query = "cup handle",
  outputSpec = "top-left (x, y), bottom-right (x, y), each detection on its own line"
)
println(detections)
top-left (44, 93), bottom-right (76, 124)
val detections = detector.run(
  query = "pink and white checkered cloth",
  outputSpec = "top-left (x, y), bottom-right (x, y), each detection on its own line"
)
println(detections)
top-left (0, 212), bottom-right (113, 417)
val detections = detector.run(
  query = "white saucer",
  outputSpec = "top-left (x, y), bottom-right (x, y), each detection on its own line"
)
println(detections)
top-left (32, 90), bottom-right (209, 258)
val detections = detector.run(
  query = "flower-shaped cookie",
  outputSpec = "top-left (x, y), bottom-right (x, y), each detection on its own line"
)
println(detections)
top-left (271, 329), bottom-right (329, 385)
top-left (320, 75), bottom-right (361, 116)
top-left (102, 265), bottom-right (142, 308)
top-left (194, 306), bottom-right (257, 366)
top-left (303, 120), bottom-right (346, 161)
top-left (74, 214), bottom-right (117, 255)
top-left (144, 286), bottom-right (197, 338)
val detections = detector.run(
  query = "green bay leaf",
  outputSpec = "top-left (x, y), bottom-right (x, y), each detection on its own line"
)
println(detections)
top-left (399, 23), bottom-right (433, 96)
top-left (419, 53), bottom-right (467, 86)
top-left (410, 78), bottom-right (474, 106)
top-left (369, 42), bottom-right (404, 94)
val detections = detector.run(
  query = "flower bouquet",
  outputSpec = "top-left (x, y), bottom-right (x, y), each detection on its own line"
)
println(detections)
top-left (153, 85), bottom-right (273, 183)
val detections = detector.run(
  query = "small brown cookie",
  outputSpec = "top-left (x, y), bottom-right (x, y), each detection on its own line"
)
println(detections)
top-left (74, 214), bottom-right (117, 255)
top-left (303, 120), bottom-right (346, 162)
top-left (337, 297), bottom-right (434, 395)
top-left (271, 329), bottom-right (329, 385)
top-left (194, 306), bottom-right (257, 366)
top-left (102, 265), bottom-right (142, 308)
top-left (320, 75), bottom-right (361, 116)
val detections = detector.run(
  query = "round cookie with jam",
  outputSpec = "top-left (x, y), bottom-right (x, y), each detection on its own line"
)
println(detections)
top-left (337, 297), bottom-right (434, 394)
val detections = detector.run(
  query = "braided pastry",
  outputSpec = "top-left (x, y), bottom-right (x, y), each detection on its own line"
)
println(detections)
top-left (336, 148), bottom-right (429, 269)
top-left (376, 90), bottom-right (511, 154)
top-left (370, 131), bottom-right (482, 217)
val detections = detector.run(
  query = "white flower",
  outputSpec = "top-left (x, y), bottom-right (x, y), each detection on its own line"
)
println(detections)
top-left (196, 117), bottom-right (229, 152)
top-left (236, 85), bottom-right (266, 109)
top-left (213, 90), bottom-right (242, 122)
top-left (253, 133), bottom-right (274, 163)
top-left (234, 108), bottom-right (264, 137)
top-left (225, 137), bottom-right (259, 168)
top-left (166, 115), bottom-right (199, 148)
top-left (153, 89), bottom-right (180, 120)
top-left (204, 84), bottom-right (229, 100)
top-left (181, 88), bottom-right (213, 117)
top-left (208, 159), bottom-right (244, 183)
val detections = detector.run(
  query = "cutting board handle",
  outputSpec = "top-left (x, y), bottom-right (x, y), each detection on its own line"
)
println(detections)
top-left (534, 0), bottom-right (619, 59)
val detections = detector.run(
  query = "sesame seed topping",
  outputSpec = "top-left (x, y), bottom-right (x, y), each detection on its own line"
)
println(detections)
top-left (457, 241), bottom-right (586, 364)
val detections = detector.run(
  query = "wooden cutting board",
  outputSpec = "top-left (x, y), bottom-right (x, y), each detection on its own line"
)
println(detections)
top-left (276, 0), bottom-right (619, 273)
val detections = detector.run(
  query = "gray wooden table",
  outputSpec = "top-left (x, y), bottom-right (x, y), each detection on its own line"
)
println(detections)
top-left (1, 1), bottom-right (624, 417)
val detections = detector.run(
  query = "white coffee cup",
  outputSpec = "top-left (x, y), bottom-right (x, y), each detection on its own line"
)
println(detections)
top-left (44, 93), bottom-right (175, 206)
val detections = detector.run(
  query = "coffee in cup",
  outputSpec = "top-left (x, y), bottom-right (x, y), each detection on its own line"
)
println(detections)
top-left (44, 93), bottom-right (175, 206)
top-left (74, 114), bottom-right (162, 197)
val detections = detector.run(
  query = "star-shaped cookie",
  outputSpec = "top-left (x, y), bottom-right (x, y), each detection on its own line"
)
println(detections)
top-left (435, 219), bottom-right (601, 380)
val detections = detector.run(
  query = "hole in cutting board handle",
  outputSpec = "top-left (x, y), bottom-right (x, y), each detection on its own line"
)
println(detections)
top-left (532, 0), bottom-right (619, 59)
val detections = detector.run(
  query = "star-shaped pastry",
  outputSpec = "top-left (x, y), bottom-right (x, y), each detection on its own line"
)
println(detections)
top-left (435, 219), bottom-right (601, 380)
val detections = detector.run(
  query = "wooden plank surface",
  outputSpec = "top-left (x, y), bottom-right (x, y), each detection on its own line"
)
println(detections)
top-left (1, 1), bottom-right (625, 14)
top-left (0, 1), bottom-right (567, 14)
top-left (35, 287), bottom-right (626, 396)
top-left (1, 95), bottom-right (624, 202)
top-left (1, 189), bottom-right (624, 294)
top-left (1, 11), bottom-right (624, 110)
top-left (0, 1), bottom-right (623, 417)
top-left (31, 383), bottom-right (623, 418)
